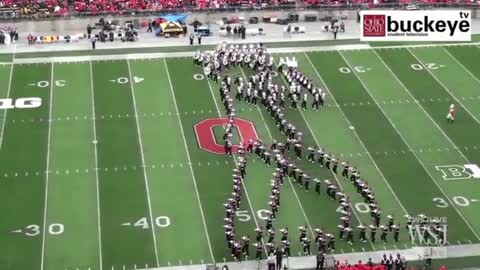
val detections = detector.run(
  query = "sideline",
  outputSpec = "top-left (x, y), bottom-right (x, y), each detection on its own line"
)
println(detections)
top-left (3, 42), bottom-right (480, 65)
top-left (132, 244), bottom-right (480, 270)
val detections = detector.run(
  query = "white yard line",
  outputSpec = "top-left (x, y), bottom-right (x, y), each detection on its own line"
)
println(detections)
top-left (40, 62), bottom-right (54, 270)
top-left (275, 62), bottom-right (375, 250)
top-left (304, 52), bottom-right (410, 217)
top-left (89, 61), bottom-right (104, 270)
top-left (0, 62), bottom-right (13, 150)
top-left (7, 42), bottom-right (480, 65)
top-left (442, 46), bottom-right (480, 85)
top-left (238, 67), bottom-right (316, 239)
top-left (163, 59), bottom-right (215, 262)
top-left (339, 51), bottom-right (480, 241)
top-left (127, 59), bottom-right (160, 267)
top-left (407, 48), bottom-right (480, 126)
top-left (371, 49), bottom-right (472, 164)
top-left (204, 76), bottom-right (268, 255)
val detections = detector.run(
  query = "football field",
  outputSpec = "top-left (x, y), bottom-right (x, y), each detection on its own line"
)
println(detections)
top-left (1, 43), bottom-right (480, 270)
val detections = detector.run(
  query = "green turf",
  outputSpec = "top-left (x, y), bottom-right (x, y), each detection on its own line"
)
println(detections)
top-left (45, 62), bottom-right (100, 270)
top-left (307, 50), bottom-right (478, 242)
top-left (1, 44), bottom-right (480, 270)
top-left (166, 58), bottom-right (257, 262)
top-left (0, 63), bottom-right (51, 270)
top-left (292, 52), bottom-right (411, 247)
top-left (92, 60), bottom-right (158, 268)
top-left (129, 58), bottom-right (212, 265)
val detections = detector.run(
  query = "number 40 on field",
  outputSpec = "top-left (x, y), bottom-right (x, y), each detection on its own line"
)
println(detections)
top-left (109, 77), bottom-right (144, 84)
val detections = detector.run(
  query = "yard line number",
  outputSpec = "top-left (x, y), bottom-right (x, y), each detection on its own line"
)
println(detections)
top-left (433, 196), bottom-right (472, 208)
top-left (110, 77), bottom-right (144, 84)
top-left (193, 74), bottom-right (205, 80)
top-left (13, 223), bottom-right (64, 237)
top-left (236, 209), bottom-right (271, 221)
top-left (336, 202), bottom-right (370, 213)
top-left (339, 66), bottom-right (371, 74)
top-left (410, 63), bottom-right (444, 71)
top-left (29, 80), bottom-right (66, 87)
top-left (123, 216), bottom-right (171, 229)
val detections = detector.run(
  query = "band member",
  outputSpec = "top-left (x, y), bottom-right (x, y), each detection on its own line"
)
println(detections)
top-left (255, 227), bottom-right (263, 242)
top-left (301, 93), bottom-right (308, 110)
top-left (282, 240), bottom-right (291, 257)
top-left (307, 147), bottom-right (315, 163)
top-left (370, 225), bottom-right (377, 243)
top-left (380, 225), bottom-right (388, 243)
top-left (301, 237), bottom-right (311, 255)
top-left (358, 225), bottom-right (367, 243)
top-left (331, 156), bottom-right (338, 174)
top-left (393, 224), bottom-right (400, 242)
top-left (341, 161), bottom-right (349, 178)
top-left (242, 235), bottom-right (250, 257)
top-left (255, 242), bottom-right (263, 260)
top-left (314, 178), bottom-right (321, 194)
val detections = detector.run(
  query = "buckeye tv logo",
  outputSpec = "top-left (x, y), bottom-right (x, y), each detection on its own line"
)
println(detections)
top-left (360, 10), bottom-right (471, 41)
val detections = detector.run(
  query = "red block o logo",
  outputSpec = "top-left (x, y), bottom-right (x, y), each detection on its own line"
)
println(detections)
top-left (194, 117), bottom-right (259, 154)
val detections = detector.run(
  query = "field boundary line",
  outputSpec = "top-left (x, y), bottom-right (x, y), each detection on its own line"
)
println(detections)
top-left (407, 48), bottom-right (480, 126)
top-left (6, 42), bottom-right (480, 65)
top-left (163, 59), bottom-right (215, 262)
top-left (338, 51), bottom-right (480, 241)
top-left (238, 67), bottom-right (316, 240)
top-left (304, 52), bottom-right (409, 217)
top-left (0, 49), bottom-right (14, 150)
top-left (371, 49), bottom-right (472, 166)
top-left (89, 61), bottom-right (104, 270)
top-left (40, 62), bottom-right (54, 270)
top-left (127, 59), bottom-right (160, 267)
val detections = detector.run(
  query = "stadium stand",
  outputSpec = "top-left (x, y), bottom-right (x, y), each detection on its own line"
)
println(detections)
top-left (0, 0), bottom-right (68, 17)
top-left (0, 0), bottom-right (479, 18)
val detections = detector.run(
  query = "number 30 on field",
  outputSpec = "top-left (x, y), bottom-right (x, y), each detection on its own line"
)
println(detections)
top-left (16, 223), bottom-right (64, 237)
top-left (433, 196), bottom-right (471, 208)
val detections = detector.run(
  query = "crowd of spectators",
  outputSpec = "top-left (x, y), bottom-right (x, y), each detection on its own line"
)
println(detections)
top-left (1, 0), bottom-right (479, 18)
top-left (0, 0), bottom-right (68, 17)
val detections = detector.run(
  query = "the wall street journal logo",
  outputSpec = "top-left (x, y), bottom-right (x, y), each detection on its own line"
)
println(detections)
top-left (363, 15), bottom-right (386, 37)
top-left (360, 10), bottom-right (471, 41)
top-left (407, 216), bottom-right (447, 246)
